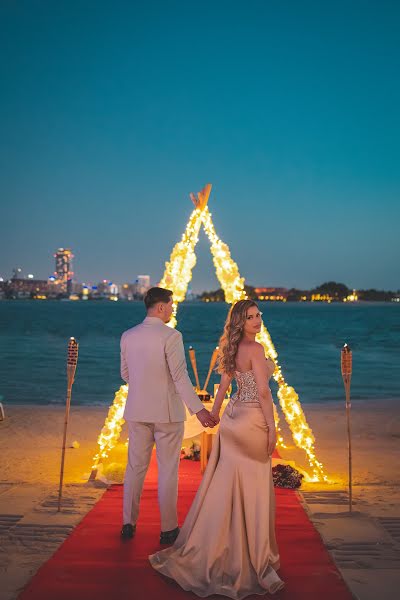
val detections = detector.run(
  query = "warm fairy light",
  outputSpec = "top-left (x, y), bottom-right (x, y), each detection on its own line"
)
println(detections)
top-left (91, 190), bottom-right (327, 482)
top-left (91, 385), bottom-right (128, 472)
top-left (201, 205), bottom-right (326, 482)
top-left (201, 207), bottom-right (287, 446)
top-left (159, 208), bottom-right (203, 328)
top-left (201, 207), bottom-right (247, 305)
top-left (91, 209), bottom-right (204, 472)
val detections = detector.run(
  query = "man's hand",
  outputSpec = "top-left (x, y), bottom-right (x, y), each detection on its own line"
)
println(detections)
top-left (196, 408), bottom-right (217, 428)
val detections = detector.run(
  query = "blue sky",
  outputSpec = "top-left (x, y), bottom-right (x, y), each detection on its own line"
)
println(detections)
top-left (1, 0), bottom-right (399, 292)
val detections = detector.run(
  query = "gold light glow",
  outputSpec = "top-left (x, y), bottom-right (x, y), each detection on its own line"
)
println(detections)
top-left (91, 209), bottom-right (203, 473)
top-left (159, 207), bottom-right (203, 328)
top-left (91, 188), bottom-right (327, 482)
top-left (201, 206), bottom-right (326, 481)
top-left (91, 385), bottom-right (128, 472)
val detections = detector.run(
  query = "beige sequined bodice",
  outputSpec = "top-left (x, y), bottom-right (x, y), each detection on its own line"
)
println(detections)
top-left (232, 370), bottom-right (260, 404)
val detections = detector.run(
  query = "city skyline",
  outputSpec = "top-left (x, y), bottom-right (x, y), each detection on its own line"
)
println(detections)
top-left (1, 248), bottom-right (398, 296)
top-left (1, 2), bottom-right (399, 291)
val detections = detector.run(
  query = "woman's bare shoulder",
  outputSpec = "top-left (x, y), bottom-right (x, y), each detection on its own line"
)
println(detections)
top-left (248, 342), bottom-right (266, 365)
top-left (249, 341), bottom-right (265, 355)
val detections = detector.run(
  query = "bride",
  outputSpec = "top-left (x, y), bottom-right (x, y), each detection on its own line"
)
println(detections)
top-left (149, 299), bottom-right (285, 598)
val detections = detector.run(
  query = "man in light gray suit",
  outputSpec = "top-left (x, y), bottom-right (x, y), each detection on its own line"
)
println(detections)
top-left (120, 287), bottom-right (216, 544)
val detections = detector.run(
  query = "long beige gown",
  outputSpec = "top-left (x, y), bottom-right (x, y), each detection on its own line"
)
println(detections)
top-left (149, 369), bottom-right (285, 599)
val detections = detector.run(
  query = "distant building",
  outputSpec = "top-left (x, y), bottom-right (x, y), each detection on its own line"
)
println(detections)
top-left (7, 278), bottom-right (48, 298)
top-left (54, 248), bottom-right (74, 295)
top-left (119, 283), bottom-right (131, 300)
top-left (186, 287), bottom-right (196, 301)
top-left (254, 287), bottom-right (288, 301)
top-left (119, 277), bottom-right (150, 300)
top-left (97, 280), bottom-right (120, 299)
top-left (136, 275), bottom-right (151, 296)
top-left (109, 282), bottom-right (119, 296)
top-left (344, 290), bottom-right (358, 302)
top-left (311, 293), bottom-right (333, 303)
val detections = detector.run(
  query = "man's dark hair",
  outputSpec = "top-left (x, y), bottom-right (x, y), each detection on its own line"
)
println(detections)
top-left (144, 287), bottom-right (173, 310)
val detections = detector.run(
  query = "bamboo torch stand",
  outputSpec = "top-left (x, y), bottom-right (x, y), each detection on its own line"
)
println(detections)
top-left (57, 337), bottom-right (79, 512)
top-left (341, 343), bottom-right (353, 513)
top-left (203, 346), bottom-right (219, 394)
top-left (188, 346), bottom-right (201, 392)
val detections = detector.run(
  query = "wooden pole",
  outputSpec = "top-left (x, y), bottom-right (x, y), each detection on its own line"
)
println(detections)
top-left (190, 183), bottom-right (212, 211)
top-left (188, 346), bottom-right (200, 390)
top-left (341, 344), bottom-right (353, 513)
top-left (58, 337), bottom-right (79, 512)
top-left (203, 346), bottom-right (219, 393)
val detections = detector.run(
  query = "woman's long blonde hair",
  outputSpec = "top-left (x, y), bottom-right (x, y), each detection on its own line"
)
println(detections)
top-left (216, 299), bottom-right (259, 376)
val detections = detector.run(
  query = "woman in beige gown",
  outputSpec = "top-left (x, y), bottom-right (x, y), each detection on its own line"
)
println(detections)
top-left (149, 300), bottom-right (285, 598)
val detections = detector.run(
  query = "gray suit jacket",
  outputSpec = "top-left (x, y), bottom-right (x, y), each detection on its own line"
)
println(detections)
top-left (120, 316), bottom-right (204, 422)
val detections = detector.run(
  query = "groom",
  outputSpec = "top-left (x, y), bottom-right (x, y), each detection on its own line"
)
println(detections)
top-left (120, 287), bottom-right (216, 544)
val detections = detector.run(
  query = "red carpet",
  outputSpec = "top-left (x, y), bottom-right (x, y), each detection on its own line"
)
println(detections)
top-left (18, 455), bottom-right (353, 600)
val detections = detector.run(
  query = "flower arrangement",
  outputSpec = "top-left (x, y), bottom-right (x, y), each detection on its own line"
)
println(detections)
top-left (181, 442), bottom-right (201, 461)
top-left (272, 464), bottom-right (304, 489)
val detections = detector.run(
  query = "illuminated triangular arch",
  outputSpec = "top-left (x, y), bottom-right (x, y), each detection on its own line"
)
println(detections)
top-left (91, 185), bottom-right (326, 482)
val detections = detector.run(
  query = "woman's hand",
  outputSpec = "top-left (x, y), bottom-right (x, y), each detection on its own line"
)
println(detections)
top-left (210, 409), bottom-right (220, 425)
top-left (268, 427), bottom-right (277, 457)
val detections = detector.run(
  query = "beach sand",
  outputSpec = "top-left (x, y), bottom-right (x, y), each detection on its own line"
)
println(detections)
top-left (0, 400), bottom-right (399, 600)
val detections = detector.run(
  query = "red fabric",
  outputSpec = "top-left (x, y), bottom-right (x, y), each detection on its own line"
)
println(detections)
top-left (18, 453), bottom-right (352, 600)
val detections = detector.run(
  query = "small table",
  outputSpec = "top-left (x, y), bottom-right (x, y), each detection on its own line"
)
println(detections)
top-left (182, 397), bottom-right (231, 474)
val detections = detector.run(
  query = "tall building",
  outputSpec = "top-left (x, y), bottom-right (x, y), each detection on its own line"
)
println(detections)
top-left (136, 275), bottom-right (151, 295)
top-left (54, 248), bottom-right (74, 295)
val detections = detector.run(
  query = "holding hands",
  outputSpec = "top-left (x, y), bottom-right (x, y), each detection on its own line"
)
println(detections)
top-left (210, 408), bottom-right (220, 425)
top-left (196, 407), bottom-right (218, 428)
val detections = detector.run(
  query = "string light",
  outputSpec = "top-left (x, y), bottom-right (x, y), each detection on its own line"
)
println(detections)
top-left (91, 209), bottom-right (203, 473)
top-left (91, 385), bottom-right (128, 472)
top-left (91, 196), bottom-right (327, 482)
top-left (201, 205), bottom-right (326, 482)
top-left (159, 208), bottom-right (203, 328)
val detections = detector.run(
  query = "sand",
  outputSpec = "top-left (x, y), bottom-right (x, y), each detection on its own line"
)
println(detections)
top-left (0, 400), bottom-right (399, 600)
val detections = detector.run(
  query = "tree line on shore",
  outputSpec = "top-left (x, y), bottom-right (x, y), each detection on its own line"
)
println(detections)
top-left (199, 282), bottom-right (399, 302)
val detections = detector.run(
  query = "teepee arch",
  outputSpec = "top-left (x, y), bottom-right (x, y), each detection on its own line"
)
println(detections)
top-left (90, 185), bottom-right (326, 482)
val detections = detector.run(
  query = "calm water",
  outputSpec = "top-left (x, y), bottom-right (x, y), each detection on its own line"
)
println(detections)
top-left (0, 301), bottom-right (399, 406)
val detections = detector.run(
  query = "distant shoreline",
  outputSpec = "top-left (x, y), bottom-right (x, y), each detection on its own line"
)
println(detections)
top-left (0, 298), bottom-right (399, 304)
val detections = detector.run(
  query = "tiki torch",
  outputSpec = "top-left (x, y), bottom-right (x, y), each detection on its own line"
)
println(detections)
top-left (203, 346), bottom-right (219, 393)
top-left (341, 343), bottom-right (353, 512)
top-left (57, 337), bottom-right (79, 512)
top-left (188, 346), bottom-right (201, 391)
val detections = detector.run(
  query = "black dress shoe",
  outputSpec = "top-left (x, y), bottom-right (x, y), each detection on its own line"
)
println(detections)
top-left (160, 526), bottom-right (180, 545)
top-left (121, 523), bottom-right (136, 539)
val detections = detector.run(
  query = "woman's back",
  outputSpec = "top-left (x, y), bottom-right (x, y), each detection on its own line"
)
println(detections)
top-left (234, 339), bottom-right (254, 374)
top-left (233, 369), bottom-right (261, 403)
top-left (149, 299), bottom-right (284, 597)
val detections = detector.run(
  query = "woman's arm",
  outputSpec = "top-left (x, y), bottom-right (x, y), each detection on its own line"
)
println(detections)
top-left (210, 373), bottom-right (233, 422)
top-left (251, 343), bottom-right (277, 456)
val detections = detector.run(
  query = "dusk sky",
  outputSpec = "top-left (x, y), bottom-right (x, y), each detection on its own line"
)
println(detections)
top-left (1, 1), bottom-right (399, 293)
